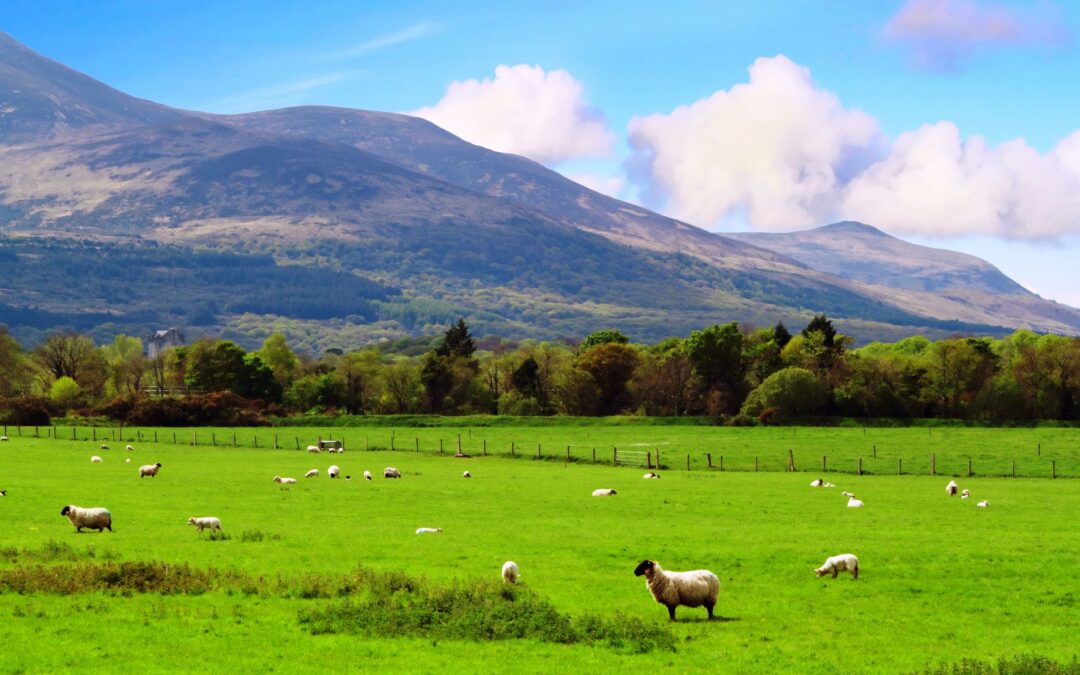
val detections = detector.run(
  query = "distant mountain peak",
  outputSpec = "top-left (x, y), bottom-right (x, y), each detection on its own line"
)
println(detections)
top-left (818, 221), bottom-right (889, 236)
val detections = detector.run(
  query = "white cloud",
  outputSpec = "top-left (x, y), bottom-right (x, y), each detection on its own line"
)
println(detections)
top-left (326, 21), bottom-right (440, 61)
top-left (412, 64), bottom-right (615, 165)
top-left (843, 124), bottom-right (1080, 238)
top-left (626, 55), bottom-right (881, 230)
top-left (565, 172), bottom-right (625, 199)
top-left (884, 0), bottom-right (1068, 69)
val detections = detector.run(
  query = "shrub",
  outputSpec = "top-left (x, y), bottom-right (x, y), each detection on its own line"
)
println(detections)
top-left (740, 367), bottom-right (828, 420)
top-left (920, 655), bottom-right (1080, 674)
top-left (0, 396), bottom-right (52, 425)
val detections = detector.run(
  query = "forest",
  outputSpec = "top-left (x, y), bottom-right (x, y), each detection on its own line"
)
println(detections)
top-left (1, 315), bottom-right (1077, 426)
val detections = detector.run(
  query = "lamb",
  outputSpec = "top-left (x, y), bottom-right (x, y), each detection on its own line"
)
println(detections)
top-left (90, 455), bottom-right (103, 463)
top-left (125, 444), bottom-right (135, 452)
top-left (187, 516), bottom-right (222, 532)
top-left (139, 462), bottom-right (162, 478)
top-left (328, 465), bottom-right (340, 478)
top-left (847, 496), bottom-right (864, 508)
top-left (60, 505), bottom-right (112, 533)
top-left (815, 553), bottom-right (859, 580)
top-left (415, 527), bottom-right (442, 534)
top-left (633, 560), bottom-right (719, 621)
top-left (502, 561), bottom-right (519, 584)
top-left (306, 445), bottom-right (321, 453)
top-left (961, 489), bottom-right (971, 499)
top-left (643, 472), bottom-right (660, 479)
top-left (592, 488), bottom-right (617, 496)
top-left (273, 476), bottom-right (297, 484)
top-left (304, 469), bottom-right (319, 478)
top-left (363, 471), bottom-right (372, 481)
top-left (977, 500), bottom-right (989, 508)
top-left (946, 480), bottom-right (959, 496)
top-left (384, 467), bottom-right (401, 478)
top-left (463, 471), bottom-right (471, 478)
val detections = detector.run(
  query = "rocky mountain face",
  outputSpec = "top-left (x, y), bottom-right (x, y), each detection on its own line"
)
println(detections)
top-left (0, 32), bottom-right (1077, 350)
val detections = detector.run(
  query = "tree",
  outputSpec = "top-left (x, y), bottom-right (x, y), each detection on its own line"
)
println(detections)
top-left (773, 322), bottom-right (792, 349)
top-left (511, 357), bottom-right (541, 400)
top-left (436, 318), bottom-right (476, 359)
top-left (632, 339), bottom-right (697, 416)
top-left (34, 332), bottom-right (102, 386)
top-left (49, 376), bottom-right (82, 409)
top-left (0, 327), bottom-right (29, 397)
top-left (258, 333), bottom-right (300, 387)
top-left (575, 342), bottom-right (640, 415)
top-left (578, 328), bottom-right (628, 353)
top-left (103, 334), bottom-right (146, 397)
top-left (740, 367), bottom-right (828, 420)
top-left (381, 361), bottom-right (422, 414)
top-left (686, 322), bottom-right (747, 414)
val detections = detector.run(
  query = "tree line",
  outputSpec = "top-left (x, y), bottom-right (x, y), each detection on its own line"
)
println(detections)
top-left (1, 316), bottom-right (1078, 425)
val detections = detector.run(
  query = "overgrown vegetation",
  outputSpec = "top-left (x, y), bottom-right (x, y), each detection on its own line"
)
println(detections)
top-left (921, 655), bottom-right (1080, 674)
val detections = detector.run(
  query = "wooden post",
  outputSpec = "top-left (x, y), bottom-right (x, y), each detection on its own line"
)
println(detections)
top-left (967, 459), bottom-right (972, 477)
top-left (647, 451), bottom-right (652, 469)
top-left (483, 440), bottom-right (487, 456)
top-left (592, 447), bottom-right (596, 463)
top-left (274, 433), bottom-right (278, 449)
top-left (755, 457), bottom-right (759, 472)
top-left (536, 444), bottom-right (541, 459)
top-left (822, 455), bottom-right (827, 472)
top-left (788, 449), bottom-right (796, 472)
top-left (898, 458), bottom-right (902, 475)
top-left (707, 453), bottom-right (712, 468)
top-left (193, 431), bottom-right (198, 446)
top-left (390, 436), bottom-right (395, 451)
top-left (440, 439), bottom-right (444, 454)
top-left (873, 444), bottom-right (877, 458)
top-left (858, 457), bottom-right (863, 476)
top-left (295, 437), bottom-right (300, 451)
top-left (72, 427), bottom-right (76, 440)
top-left (686, 454), bottom-right (690, 471)
top-left (613, 448), bottom-right (617, 465)
top-left (1038, 443), bottom-right (1041, 457)
top-left (35, 426), bottom-right (39, 438)
top-left (253, 436), bottom-right (258, 448)
top-left (154, 430), bottom-right (158, 443)
top-left (1012, 460), bottom-right (1016, 478)
top-left (566, 445), bottom-right (571, 461)
top-left (656, 450), bottom-right (661, 467)
top-left (931, 454), bottom-right (936, 476)
top-left (511, 442), bottom-right (515, 457)
top-left (457, 434), bottom-right (461, 455)
top-left (212, 433), bottom-right (216, 446)
top-left (172, 432), bottom-right (176, 445)
top-left (720, 455), bottom-right (724, 471)
top-left (416, 438), bottom-right (420, 453)
top-left (1052, 461), bottom-right (1056, 479)
top-left (233, 433), bottom-right (236, 447)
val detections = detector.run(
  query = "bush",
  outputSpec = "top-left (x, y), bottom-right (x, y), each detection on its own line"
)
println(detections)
top-left (740, 367), bottom-right (828, 420)
top-left (920, 655), bottom-right (1080, 674)
top-left (0, 396), bottom-right (52, 425)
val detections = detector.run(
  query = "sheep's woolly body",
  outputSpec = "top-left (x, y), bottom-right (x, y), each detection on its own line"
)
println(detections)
top-left (463, 471), bottom-right (471, 478)
top-left (139, 463), bottom-right (162, 478)
top-left (328, 465), bottom-right (340, 478)
top-left (304, 469), bottom-right (319, 478)
top-left (815, 553), bottom-right (859, 580)
top-left (847, 496), bottom-right (864, 508)
top-left (946, 480), bottom-right (959, 496)
top-left (415, 527), bottom-right (442, 534)
top-left (307, 445), bottom-right (321, 453)
top-left (90, 456), bottom-right (102, 463)
top-left (384, 467), bottom-right (401, 478)
top-left (61, 505), bottom-right (112, 533)
top-left (363, 471), bottom-right (373, 481)
top-left (643, 472), bottom-right (660, 479)
top-left (502, 561), bottom-right (519, 584)
top-left (126, 445), bottom-right (135, 451)
top-left (188, 516), bottom-right (222, 532)
top-left (592, 488), bottom-right (617, 496)
top-left (0, 435), bottom-right (9, 441)
top-left (977, 500), bottom-right (989, 508)
top-left (634, 560), bottom-right (719, 620)
top-left (273, 476), bottom-right (297, 484)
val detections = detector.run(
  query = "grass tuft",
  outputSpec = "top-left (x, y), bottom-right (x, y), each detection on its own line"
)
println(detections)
top-left (921, 654), bottom-right (1080, 674)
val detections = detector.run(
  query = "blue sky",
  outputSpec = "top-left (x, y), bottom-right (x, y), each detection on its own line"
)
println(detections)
top-left (3, 0), bottom-right (1078, 306)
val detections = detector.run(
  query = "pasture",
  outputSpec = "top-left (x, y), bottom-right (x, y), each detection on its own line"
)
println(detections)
top-left (0, 425), bottom-right (1078, 673)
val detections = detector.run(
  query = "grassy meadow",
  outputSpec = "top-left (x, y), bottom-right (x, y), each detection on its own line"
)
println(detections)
top-left (0, 425), bottom-right (1078, 673)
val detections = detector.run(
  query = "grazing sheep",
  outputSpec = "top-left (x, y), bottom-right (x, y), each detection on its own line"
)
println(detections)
top-left (847, 496), bottom-right (864, 508)
top-left (60, 505), bottom-right (112, 533)
top-left (946, 480), bottom-right (959, 496)
top-left (187, 516), bottom-right (222, 532)
top-left (961, 489), bottom-right (971, 499)
top-left (502, 561), bottom-right (519, 584)
top-left (345, 475), bottom-right (351, 481)
top-left (384, 467), bottom-right (401, 479)
top-left (304, 469), bottom-right (319, 478)
top-left (977, 500), bottom-right (989, 508)
top-left (841, 491), bottom-right (854, 497)
top-left (643, 472), bottom-right (660, 479)
top-left (363, 471), bottom-right (373, 481)
top-left (90, 455), bottom-right (103, 463)
top-left (306, 445), bottom-right (321, 453)
top-left (0, 490), bottom-right (5, 497)
top-left (99, 443), bottom-right (109, 450)
top-left (633, 560), bottom-right (719, 621)
top-left (328, 465), bottom-right (340, 478)
top-left (273, 476), bottom-right (297, 485)
top-left (592, 488), bottom-right (617, 496)
top-left (0, 435), bottom-right (8, 442)
top-left (125, 444), bottom-right (135, 452)
top-left (415, 527), bottom-right (442, 534)
top-left (125, 458), bottom-right (131, 463)
top-left (815, 553), bottom-right (859, 580)
top-left (463, 471), bottom-right (471, 478)
top-left (139, 462), bottom-right (162, 478)
top-left (810, 478), bottom-right (825, 487)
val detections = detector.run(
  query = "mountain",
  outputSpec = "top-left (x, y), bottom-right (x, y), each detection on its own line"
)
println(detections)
top-left (0, 31), bottom-right (1077, 350)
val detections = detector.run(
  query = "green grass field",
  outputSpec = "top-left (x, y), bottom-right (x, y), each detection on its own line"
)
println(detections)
top-left (1, 425), bottom-right (1078, 673)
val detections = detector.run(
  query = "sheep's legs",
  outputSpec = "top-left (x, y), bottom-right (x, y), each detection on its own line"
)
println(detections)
top-left (667, 605), bottom-right (677, 621)
top-left (852, 566), bottom-right (859, 580)
top-left (705, 602), bottom-right (715, 620)
top-left (832, 570), bottom-right (838, 578)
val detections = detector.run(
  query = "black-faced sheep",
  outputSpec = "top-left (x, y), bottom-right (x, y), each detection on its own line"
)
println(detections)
top-left (592, 488), bottom-right (617, 496)
top-left (60, 505), bottom-right (112, 533)
top-left (946, 480), bottom-right (959, 496)
top-left (328, 465), bottom-right (340, 478)
top-left (273, 476), bottom-right (297, 484)
top-left (634, 560), bottom-right (719, 621)
top-left (815, 553), bottom-right (859, 580)
top-left (463, 471), bottom-right (471, 478)
top-left (384, 467), bottom-right (401, 478)
top-left (304, 469), bottom-right (319, 478)
top-left (139, 462), bottom-right (162, 478)
top-left (643, 472), bottom-right (660, 479)
top-left (363, 471), bottom-right (373, 480)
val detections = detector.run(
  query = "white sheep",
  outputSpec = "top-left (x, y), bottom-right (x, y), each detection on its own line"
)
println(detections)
top-left (0, 489), bottom-right (6, 496)
top-left (810, 478), bottom-right (825, 487)
top-left (946, 480), bottom-right (959, 496)
top-left (327, 465), bottom-right (340, 478)
top-left (273, 476), bottom-right (297, 484)
top-left (502, 561), bottom-right (519, 584)
top-left (415, 527), bottom-right (442, 534)
top-left (847, 496), bottom-right (864, 508)
top-left (977, 500), bottom-right (989, 508)
top-left (304, 469), bottom-right (319, 478)
top-left (306, 445), bottom-right (321, 453)
top-left (139, 462), bottom-right (162, 478)
top-left (125, 458), bottom-right (131, 463)
top-left (592, 488), bottom-right (617, 496)
top-left (633, 559), bottom-right (719, 621)
top-left (961, 489), bottom-right (971, 499)
top-left (384, 467), bottom-right (401, 479)
top-left (463, 471), bottom-right (471, 478)
top-left (90, 455), bottom-right (103, 463)
top-left (126, 444), bottom-right (135, 452)
top-left (60, 504), bottom-right (112, 533)
top-left (841, 491), bottom-right (855, 497)
top-left (363, 471), bottom-right (373, 481)
top-left (815, 553), bottom-right (859, 580)
top-left (0, 435), bottom-right (8, 442)
top-left (187, 516), bottom-right (222, 532)
top-left (643, 472), bottom-right (660, 479)
top-left (99, 443), bottom-right (109, 450)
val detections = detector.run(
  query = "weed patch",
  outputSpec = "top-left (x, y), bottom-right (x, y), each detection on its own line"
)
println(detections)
top-left (921, 655), bottom-right (1080, 674)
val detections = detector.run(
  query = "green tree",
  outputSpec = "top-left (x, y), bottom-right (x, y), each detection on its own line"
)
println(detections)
top-left (575, 342), bottom-right (640, 415)
top-left (258, 333), bottom-right (300, 387)
top-left (49, 376), bottom-right (82, 409)
top-left (0, 327), bottom-right (30, 397)
top-left (740, 367), bottom-right (828, 420)
top-left (103, 334), bottom-right (146, 397)
top-left (686, 322), bottom-right (747, 414)
top-left (436, 318), bottom-right (476, 359)
top-left (578, 328), bottom-right (629, 353)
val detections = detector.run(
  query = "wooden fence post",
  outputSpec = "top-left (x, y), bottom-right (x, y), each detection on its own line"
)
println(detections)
top-left (273, 433), bottom-right (278, 449)
top-left (931, 453), bottom-right (936, 476)
top-left (483, 440), bottom-right (487, 456)
top-left (967, 459), bottom-right (972, 477)
top-left (440, 439), bottom-right (444, 453)
top-left (647, 451), bottom-right (652, 469)
top-left (537, 444), bottom-right (541, 459)
top-left (1052, 461), bottom-right (1056, 479)
top-left (822, 455), bottom-right (827, 472)
top-left (1038, 443), bottom-right (1041, 457)
top-left (720, 455), bottom-right (725, 472)
top-left (511, 442), bottom-right (515, 457)
top-left (707, 453), bottom-right (712, 468)
top-left (566, 446), bottom-right (571, 461)
top-left (898, 458), bottom-right (902, 475)
top-left (686, 454), bottom-right (690, 471)
top-left (416, 438), bottom-right (420, 453)
top-left (788, 449), bottom-right (796, 472)
top-left (253, 436), bottom-right (257, 448)
top-left (613, 448), bottom-right (617, 465)
top-left (755, 457), bottom-right (759, 472)
top-left (193, 431), bottom-right (198, 446)
top-left (1011, 460), bottom-right (1016, 478)
top-left (172, 432), bottom-right (176, 445)
top-left (858, 457), bottom-right (863, 475)
top-left (592, 447), bottom-right (596, 463)
top-left (233, 433), bottom-right (236, 447)
top-left (873, 444), bottom-right (877, 458)
top-left (154, 430), bottom-right (158, 443)
top-left (390, 436), bottom-right (395, 451)
top-left (457, 435), bottom-right (462, 455)
top-left (295, 437), bottom-right (300, 451)
top-left (212, 433), bottom-right (216, 446)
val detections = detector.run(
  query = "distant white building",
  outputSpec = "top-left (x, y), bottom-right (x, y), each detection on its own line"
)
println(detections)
top-left (147, 328), bottom-right (184, 359)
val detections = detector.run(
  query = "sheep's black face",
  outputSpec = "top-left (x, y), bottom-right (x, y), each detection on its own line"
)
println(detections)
top-left (634, 560), bottom-right (654, 576)
top-left (60, 505), bottom-right (70, 516)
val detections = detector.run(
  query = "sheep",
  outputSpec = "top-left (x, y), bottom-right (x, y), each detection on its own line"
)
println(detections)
top-left (0, 435), bottom-right (8, 442)
top-left (643, 472), bottom-right (660, 479)
top-left (139, 462), bottom-right (162, 478)
top-left (961, 489), bottom-right (971, 499)
top-left (60, 505), bottom-right (112, 533)
top-left (125, 458), bottom-right (131, 463)
top-left (977, 500), bottom-right (989, 508)
top-left (363, 471), bottom-right (373, 481)
top-left (304, 469), bottom-right (319, 478)
top-left (90, 455), bottom-right (103, 463)
top-left (502, 561), bottom-right (519, 584)
top-left (847, 496), bottom-right (864, 508)
top-left (810, 478), bottom-right (825, 487)
top-left (633, 560), bottom-right (719, 621)
top-left (328, 465), bottom-right (340, 479)
top-left (946, 480), bottom-right (959, 496)
top-left (0, 490), bottom-right (5, 497)
top-left (273, 476), bottom-right (297, 484)
top-left (306, 445), bottom-right (321, 453)
top-left (463, 471), bottom-right (472, 478)
top-left (125, 444), bottom-right (135, 452)
top-left (815, 553), bottom-right (859, 580)
top-left (415, 527), bottom-right (442, 534)
top-left (187, 516), bottom-right (222, 532)
top-left (841, 491), bottom-right (855, 497)
top-left (384, 467), bottom-right (401, 479)
top-left (592, 488), bottom-right (617, 496)
top-left (99, 443), bottom-right (109, 450)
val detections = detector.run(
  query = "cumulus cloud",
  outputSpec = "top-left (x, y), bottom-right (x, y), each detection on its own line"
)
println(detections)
top-left (626, 55), bottom-right (882, 231)
top-left (885, 0), bottom-right (1069, 69)
top-left (412, 64), bottom-right (615, 165)
top-left (843, 124), bottom-right (1080, 238)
